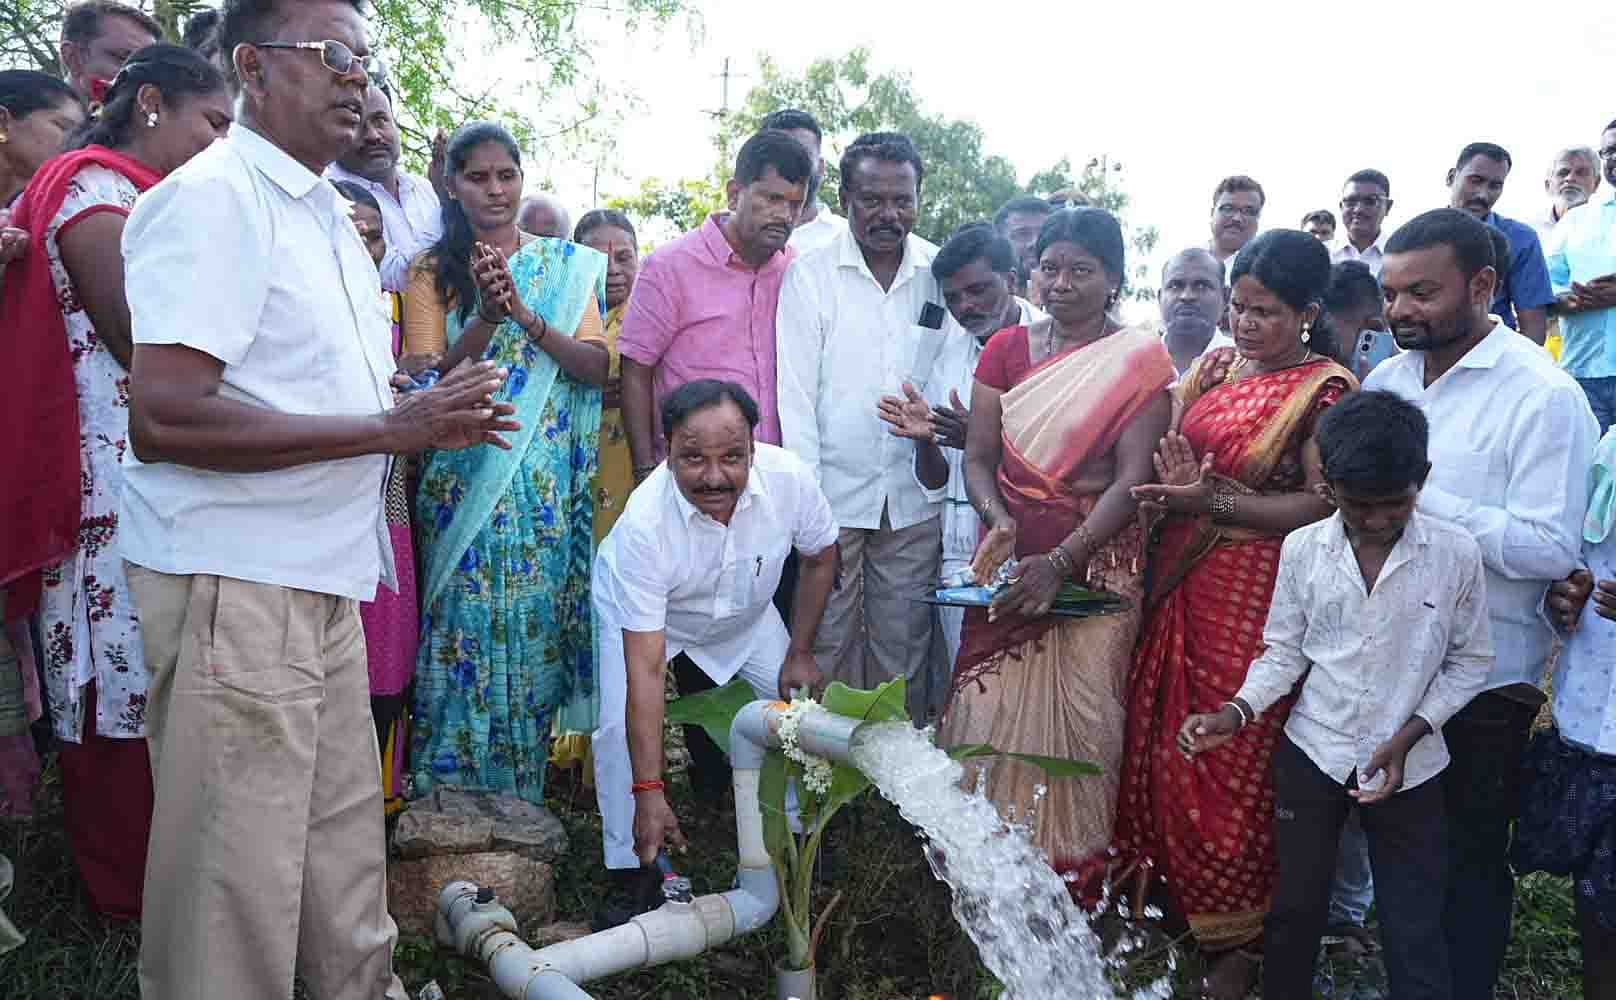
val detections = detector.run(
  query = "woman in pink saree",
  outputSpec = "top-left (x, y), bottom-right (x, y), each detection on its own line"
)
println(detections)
top-left (942, 208), bottom-right (1174, 891)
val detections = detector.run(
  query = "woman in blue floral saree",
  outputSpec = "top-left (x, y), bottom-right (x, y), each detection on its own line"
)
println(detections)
top-left (403, 123), bottom-right (609, 805)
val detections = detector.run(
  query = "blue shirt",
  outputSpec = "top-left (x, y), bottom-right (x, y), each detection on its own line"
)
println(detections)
top-left (1547, 192), bottom-right (1616, 380)
top-left (1484, 211), bottom-right (1555, 330)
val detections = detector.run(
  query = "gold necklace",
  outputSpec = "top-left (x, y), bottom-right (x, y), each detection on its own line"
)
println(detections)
top-left (1224, 349), bottom-right (1316, 384)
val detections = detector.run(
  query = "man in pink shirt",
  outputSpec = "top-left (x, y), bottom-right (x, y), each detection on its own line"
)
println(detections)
top-left (619, 129), bottom-right (813, 479)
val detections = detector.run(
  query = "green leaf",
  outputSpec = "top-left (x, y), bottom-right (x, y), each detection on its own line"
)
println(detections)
top-left (945, 743), bottom-right (1101, 778)
top-left (815, 677), bottom-right (910, 819)
top-left (665, 677), bottom-right (757, 756)
top-left (1003, 752), bottom-right (1102, 778)
top-left (820, 677), bottom-right (909, 725)
top-left (758, 749), bottom-right (792, 863)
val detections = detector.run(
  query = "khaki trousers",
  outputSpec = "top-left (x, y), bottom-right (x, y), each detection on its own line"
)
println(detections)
top-left (814, 509), bottom-right (945, 721)
top-left (128, 566), bottom-right (407, 1000)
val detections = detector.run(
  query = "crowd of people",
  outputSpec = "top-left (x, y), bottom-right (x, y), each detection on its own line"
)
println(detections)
top-left (4, 2), bottom-right (1616, 1000)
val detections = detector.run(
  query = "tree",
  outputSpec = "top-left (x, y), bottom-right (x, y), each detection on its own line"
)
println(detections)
top-left (2, 0), bottom-right (694, 170)
top-left (710, 48), bottom-right (1023, 245)
top-left (606, 175), bottom-right (725, 240)
top-left (694, 48), bottom-right (1158, 301)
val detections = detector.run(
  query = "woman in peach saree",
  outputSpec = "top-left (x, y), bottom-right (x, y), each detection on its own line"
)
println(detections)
top-left (941, 208), bottom-right (1174, 892)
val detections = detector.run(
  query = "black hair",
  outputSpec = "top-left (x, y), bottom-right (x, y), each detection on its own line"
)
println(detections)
top-left (759, 108), bottom-right (820, 142)
top-left (182, 8), bottom-right (222, 50)
top-left (1455, 141), bottom-right (1512, 172)
top-left (1605, 118), bottom-right (1616, 134)
top-left (429, 121), bottom-right (522, 322)
top-left (62, 0), bottom-right (162, 47)
top-left (69, 43), bottom-right (224, 151)
top-left (218, 0), bottom-right (367, 71)
top-left (993, 194), bottom-right (1052, 232)
top-left (1385, 208), bottom-right (1496, 282)
top-left (661, 379), bottom-right (760, 440)
top-left (1230, 229), bottom-right (1340, 361)
top-left (1315, 390), bottom-right (1430, 495)
top-left (1301, 209), bottom-right (1337, 229)
top-left (1035, 207), bottom-right (1125, 289)
top-left (933, 222), bottom-right (1016, 282)
top-left (573, 208), bottom-right (637, 246)
top-left (1323, 260), bottom-right (1381, 316)
top-left (330, 178), bottom-right (379, 213)
top-left (1344, 168), bottom-right (1391, 196)
top-left (1212, 174), bottom-right (1264, 208)
top-left (0, 70), bottom-right (83, 122)
top-left (734, 128), bottom-right (813, 188)
top-left (839, 131), bottom-right (924, 192)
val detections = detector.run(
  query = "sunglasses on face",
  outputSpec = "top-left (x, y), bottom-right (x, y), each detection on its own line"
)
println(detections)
top-left (252, 38), bottom-right (371, 79)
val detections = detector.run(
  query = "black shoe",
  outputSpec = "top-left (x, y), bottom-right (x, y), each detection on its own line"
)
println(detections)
top-left (590, 865), bottom-right (661, 931)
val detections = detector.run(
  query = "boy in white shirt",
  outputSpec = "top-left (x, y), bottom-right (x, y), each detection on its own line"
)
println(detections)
top-left (1181, 390), bottom-right (1493, 1000)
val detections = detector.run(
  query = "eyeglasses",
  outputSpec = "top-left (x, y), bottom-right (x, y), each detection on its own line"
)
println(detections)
top-left (253, 39), bottom-right (370, 79)
top-left (1215, 204), bottom-right (1260, 220)
top-left (1341, 195), bottom-right (1387, 211)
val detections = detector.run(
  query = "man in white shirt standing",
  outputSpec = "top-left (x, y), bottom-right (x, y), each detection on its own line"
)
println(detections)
top-left (878, 222), bottom-right (1035, 682)
top-left (1332, 168), bottom-right (1394, 278)
top-left (325, 72), bottom-right (444, 292)
top-left (763, 108), bottom-right (848, 257)
top-left (120, 2), bottom-right (519, 997)
top-left (592, 380), bottom-right (837, 895)
top-left (1366, 207), bottom-right (1599, 1000)
top-left (777, 131), bottom-right (962, 716)
top-left (1157, 247), bottom-right (1233, 377)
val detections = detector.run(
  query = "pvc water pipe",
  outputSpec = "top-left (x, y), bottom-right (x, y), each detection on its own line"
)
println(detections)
top-left (434, 701), bottom-right (867, 1000)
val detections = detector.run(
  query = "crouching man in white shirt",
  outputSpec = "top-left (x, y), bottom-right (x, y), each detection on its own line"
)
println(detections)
top-left (591, 379), bottom-right (838, 912)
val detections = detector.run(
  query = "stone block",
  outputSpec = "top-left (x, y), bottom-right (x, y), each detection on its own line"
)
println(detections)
top-left (386, 851), bottom-right (555, 939)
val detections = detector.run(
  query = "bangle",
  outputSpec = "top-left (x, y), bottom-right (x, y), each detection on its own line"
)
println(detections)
top-left (631, 779), bottom-right (665, 794)
top-left (527, 313), bottom-right (549, 343)
top-left (1072, 523), bottom-right (1098, 560)
top-left (1223, 700), bottom-right (1253, 728)
top-left (1046, 546), bottom-right (1075, 578)
top-left (1209, 486), bottom-right (1237, 523)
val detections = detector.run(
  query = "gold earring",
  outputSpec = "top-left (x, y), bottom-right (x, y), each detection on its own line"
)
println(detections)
top-left (1300, 323), bottom-right (1311, 344)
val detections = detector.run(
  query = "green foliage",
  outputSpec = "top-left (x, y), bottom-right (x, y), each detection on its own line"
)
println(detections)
top-left (606, 175), bottom-right (726, 239)
top-left (694, 46), bottom-right (1158, 287)
top-left (0, 0), bottom-right (692, 187)
top-left (663, 675), bottom-right (758, 755)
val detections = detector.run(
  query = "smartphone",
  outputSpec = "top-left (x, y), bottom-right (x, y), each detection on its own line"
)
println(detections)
top-left (1351, 329), bottom-right (1399, 381)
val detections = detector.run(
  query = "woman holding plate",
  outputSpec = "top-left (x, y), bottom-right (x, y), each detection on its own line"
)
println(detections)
top-left (938, 207), bottom-right (1174, 892)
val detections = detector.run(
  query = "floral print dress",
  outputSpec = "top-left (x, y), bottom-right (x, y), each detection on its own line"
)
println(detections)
top-left (38, 165), bottom-right (147, 742)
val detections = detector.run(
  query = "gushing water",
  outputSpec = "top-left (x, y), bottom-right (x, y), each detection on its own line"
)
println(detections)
top-left (849, 721), bottom-right (1169, 1000)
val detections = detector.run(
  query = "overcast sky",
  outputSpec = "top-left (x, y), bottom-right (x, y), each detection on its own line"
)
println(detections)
top-left (553, 0), bottom-right (1614, 286)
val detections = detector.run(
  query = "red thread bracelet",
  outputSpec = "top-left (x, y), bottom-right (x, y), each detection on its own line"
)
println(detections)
top-left (631, 779), bottom-right (665, 793)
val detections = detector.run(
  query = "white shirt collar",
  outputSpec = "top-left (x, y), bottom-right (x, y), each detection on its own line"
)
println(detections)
top-left (836, 227), bottom-right (923, 289)
top-left (231, 123), bottom-right (328, 203)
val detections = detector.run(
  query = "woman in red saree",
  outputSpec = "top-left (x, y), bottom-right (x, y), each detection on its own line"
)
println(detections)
top-left (941, 208), bottom-right (1174, 885)
top-left (0, 45), bottom-right (230, 918)
top-left (1114, 229), bottom-right (1355, 999)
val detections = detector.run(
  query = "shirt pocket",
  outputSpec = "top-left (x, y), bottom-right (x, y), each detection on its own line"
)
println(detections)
top-left (1430, 446), bottom-right (1499, 504)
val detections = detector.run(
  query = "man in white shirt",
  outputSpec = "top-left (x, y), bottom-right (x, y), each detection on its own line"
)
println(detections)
top-left (1365, 207), bottom-right (1599, 1000)
top-left (325, 75), bottom-right (444, 292)
top-left (120, 3), bottom-right (518, 997)
top-left (1536, 145), bottom-right (1601, 243)
top-left (1157, 247), bottom-right (1233, 377)
top-left (777, 131), bottom-right (962, 714)
top-left (592, 380), bottom-right (837, 886)
top-left (763, 108), bottom-right (848, 257)
top-left (1208, 174), bottom-right (1264, 279)
top-left (1332, 168), bottom-right (1394, 277)
top-left (1182, 389), bottom-right (1493, 1000)
top-left (878, 222), bottom-right (1036, 690)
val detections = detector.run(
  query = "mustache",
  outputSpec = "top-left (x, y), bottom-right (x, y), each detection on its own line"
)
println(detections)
top-left (694, 485), bottom-right (735, 495)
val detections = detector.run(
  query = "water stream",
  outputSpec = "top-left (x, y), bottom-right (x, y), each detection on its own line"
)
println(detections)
top-left (848, 721), bottom-right (1170, 1000)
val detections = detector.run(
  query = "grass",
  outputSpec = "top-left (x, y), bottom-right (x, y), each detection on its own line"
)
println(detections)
top-left (0, 754), bottom-right (1591, 1000)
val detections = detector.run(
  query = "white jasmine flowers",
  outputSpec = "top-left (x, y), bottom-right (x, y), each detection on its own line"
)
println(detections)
top-left (775, 699), bottom-right (835, 797)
